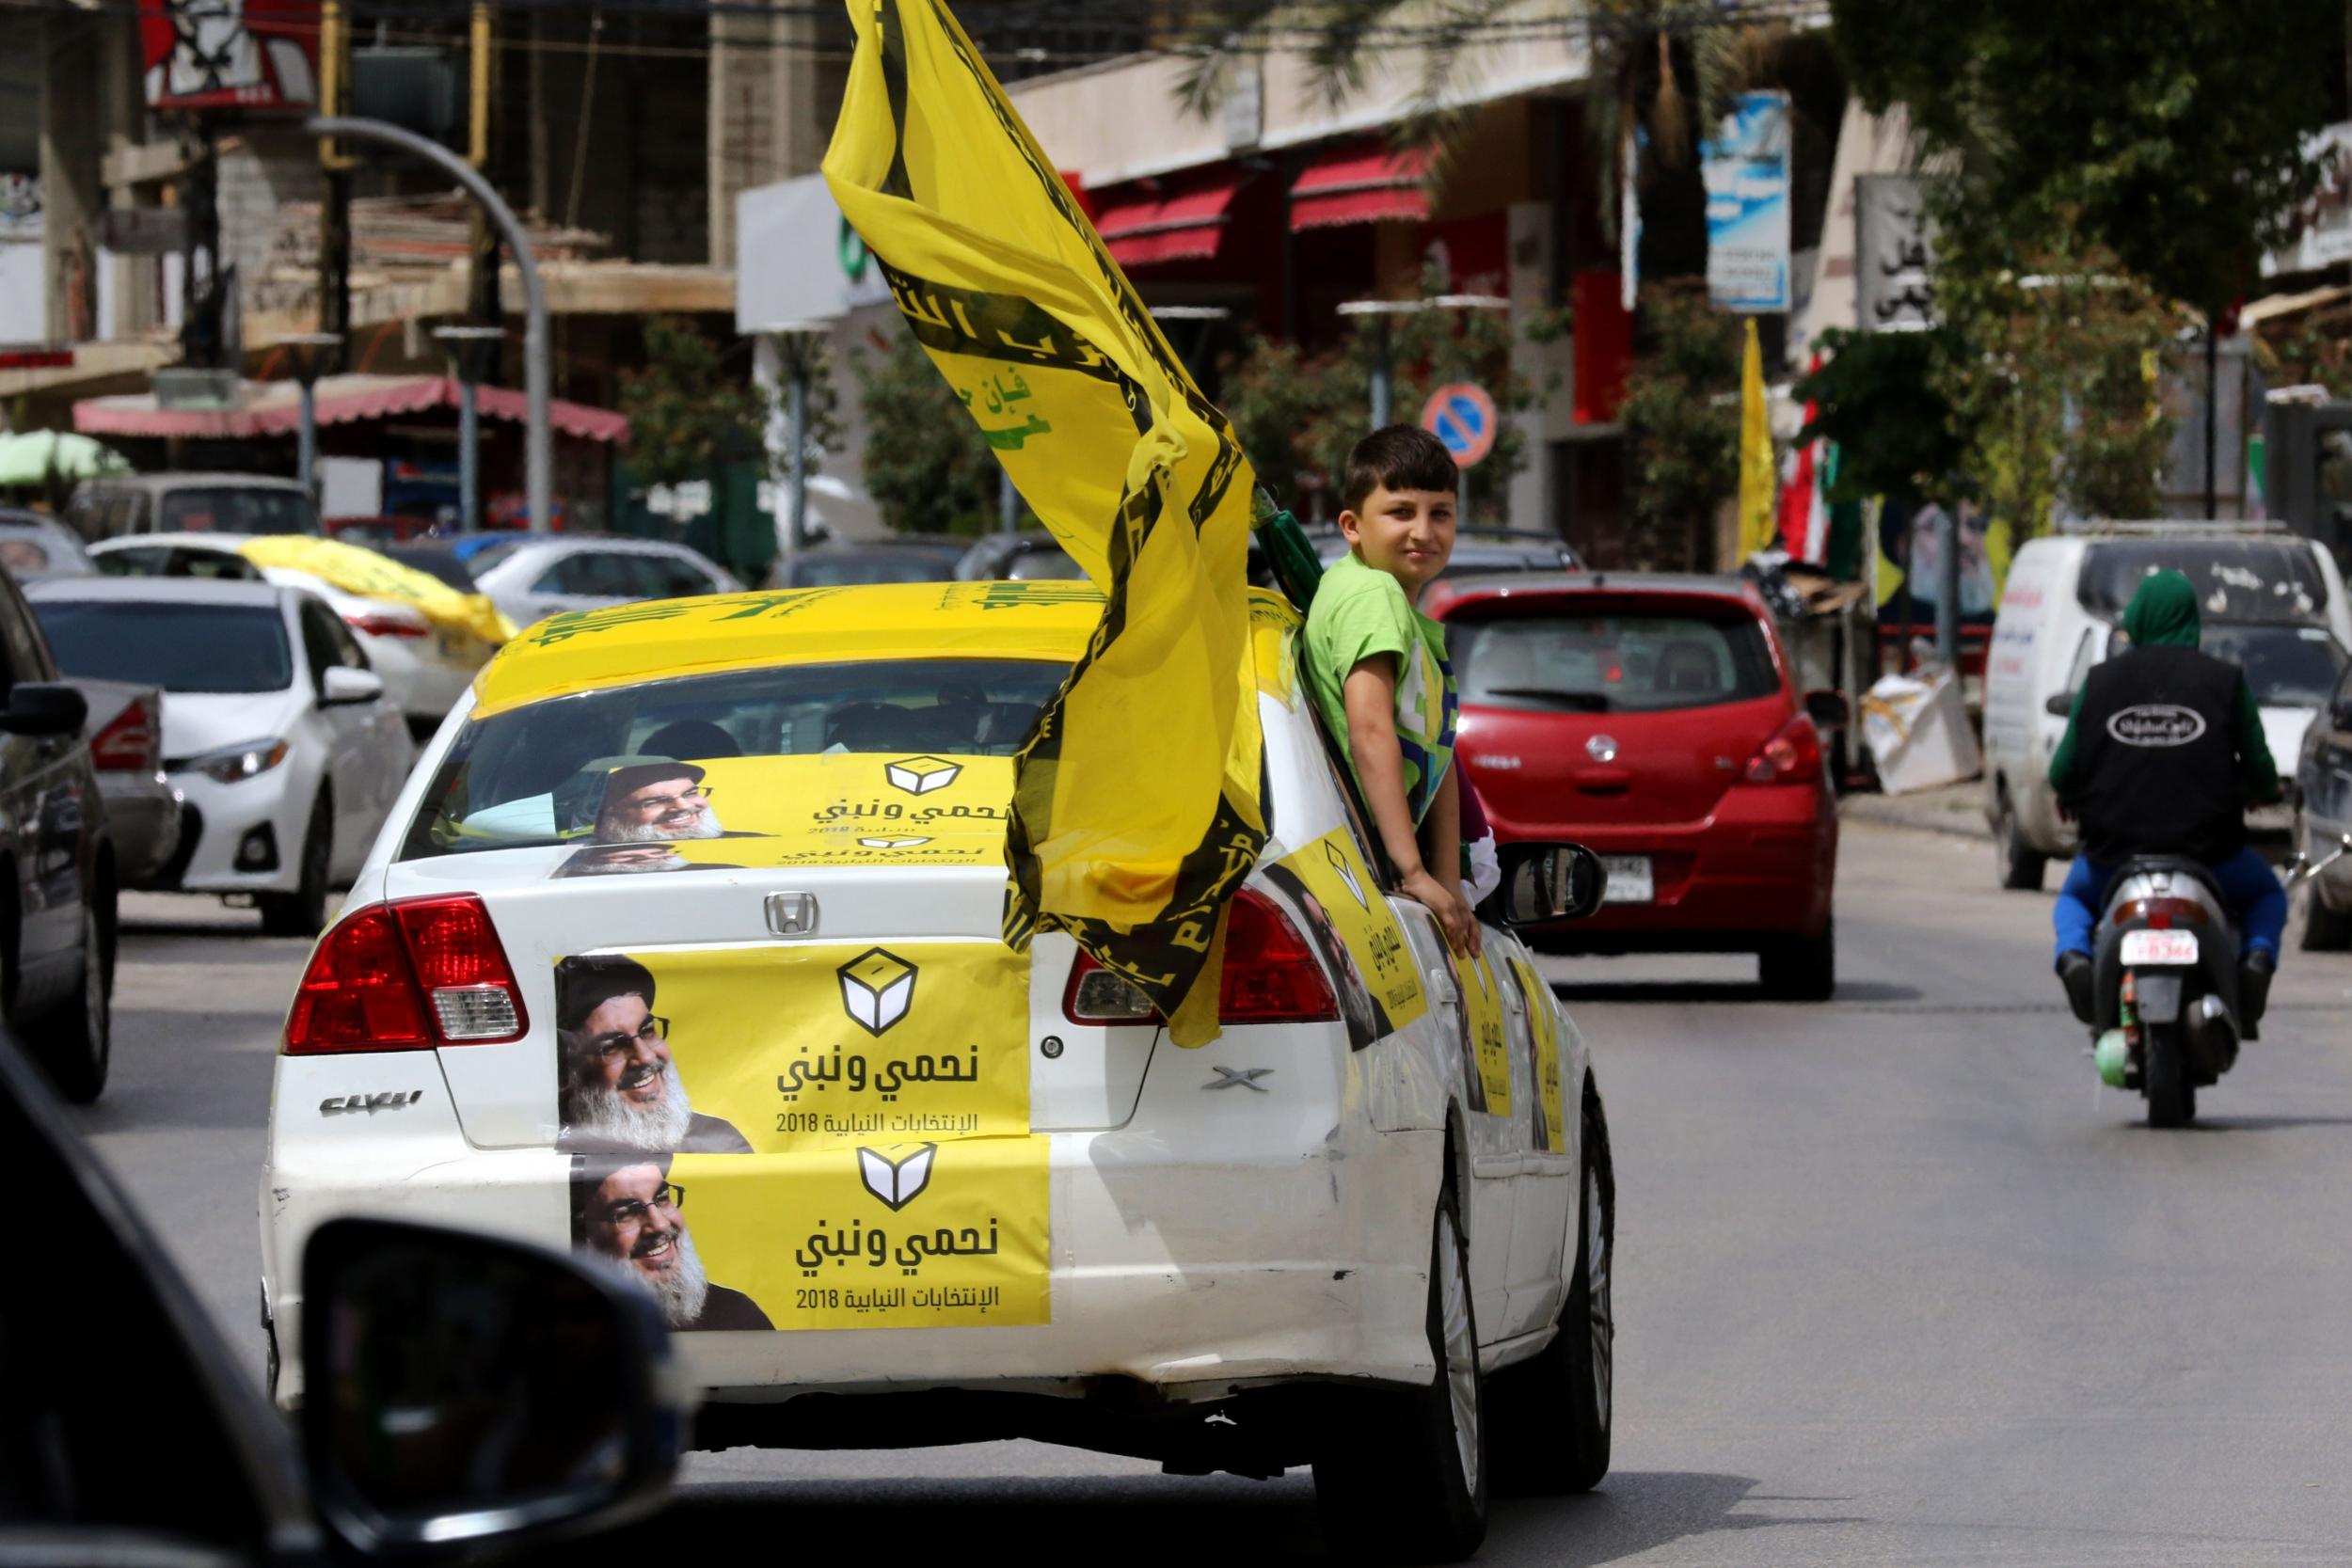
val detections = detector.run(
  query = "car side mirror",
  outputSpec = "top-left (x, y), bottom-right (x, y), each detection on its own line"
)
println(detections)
top-left (320, 666), bottom-right (385, 705)
top-left (301, 1216), bottom-right (684, 1555)
top-left (1803, 689), bottom-right (1850, 729)
top-left (1497, 842), bottom-right (1608, 927)
top-left (0, 681), bottom-right (87, 737)
top-left (2043, 691), bottom-right (2074, 719)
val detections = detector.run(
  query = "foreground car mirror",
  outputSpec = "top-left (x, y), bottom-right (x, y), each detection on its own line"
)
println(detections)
top-left (1803, 689), bottom-right (1850, 729)
top-left (1497, 843), bottom-right (1608, 927)
top-left (302, 1216), bottom-right (685, 1555)
top-left (0, 680), bottom-right (87, 737)
top-left (2043, 691), bottom-right (2074, 719)
top-left (2332, 695), bottom-right (2352, 732)
top-left (320, 666), bottom-right (386, 705)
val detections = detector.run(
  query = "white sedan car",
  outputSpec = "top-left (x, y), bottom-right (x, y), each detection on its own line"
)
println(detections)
top-left (464, 535), bottom-right (742, 629)
top-left (260, 582), bottom-right (1615, 1561)
top-left (28, 578), bottom-right (411, 935)
top-left (90, 535), bottom-right (497, 737)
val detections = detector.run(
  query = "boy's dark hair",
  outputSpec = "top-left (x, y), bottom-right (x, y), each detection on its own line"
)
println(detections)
top-left (1342, 424), bottom-right (1458, 515)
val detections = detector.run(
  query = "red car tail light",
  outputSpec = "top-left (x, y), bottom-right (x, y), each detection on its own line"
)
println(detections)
top-left (344, 610), bottom-right (430, 639)
top-left (2113, 896), bottom-right (2209, 929)
top-left (285, 895), bottom-right (527, 1053)
top-left (1742, 713), bottom-right (1823, 785)
top-left (1062, 889), bottom-right (1341, 1027)
top-left (88, 695), bottom-right (159, 773)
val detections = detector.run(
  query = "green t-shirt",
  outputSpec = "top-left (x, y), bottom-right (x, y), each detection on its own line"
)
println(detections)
top-left (1305, 552), bottom-right (1459, 826)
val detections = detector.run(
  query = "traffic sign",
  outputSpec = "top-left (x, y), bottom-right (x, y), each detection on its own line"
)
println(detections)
top-left (1422, 383), bottom-right (1499, 467)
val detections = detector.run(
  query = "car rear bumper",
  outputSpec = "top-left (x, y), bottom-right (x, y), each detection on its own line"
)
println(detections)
top-left (96, 773), bottom-right (182, 885)
top-left (1495, 784), bottom-right (1836, 948)
top-left (261, 1056), bottom-right (1440, 1412)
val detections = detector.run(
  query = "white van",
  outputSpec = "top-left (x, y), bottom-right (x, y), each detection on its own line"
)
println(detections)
top-left (1982, 523), bottom-right (2352, 889)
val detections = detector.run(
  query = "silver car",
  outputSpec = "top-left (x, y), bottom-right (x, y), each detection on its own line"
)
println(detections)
top-left (68, 678), bottom-right (182, 889)
top-left (464, 536), bottom-right (743, 628)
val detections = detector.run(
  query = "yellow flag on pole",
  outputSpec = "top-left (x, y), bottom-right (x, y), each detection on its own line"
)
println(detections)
top-left (822, 0), bottom-right (1263, 1045)
top-left (1738, 318), bottom-right (1775, 560)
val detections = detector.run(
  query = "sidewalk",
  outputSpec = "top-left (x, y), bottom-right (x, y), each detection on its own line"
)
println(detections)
top-left (1839, 777), bottom-right (1987, 840)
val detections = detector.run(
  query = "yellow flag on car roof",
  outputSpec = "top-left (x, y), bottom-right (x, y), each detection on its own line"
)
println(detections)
top-left (240, 535), bottom-right (515, 646)
top-left (823, 0), bottom-right (1264, 1045)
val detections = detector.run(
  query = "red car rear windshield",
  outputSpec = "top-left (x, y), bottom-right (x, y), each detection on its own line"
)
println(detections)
top-left (1450, 604), bottom-right (1778, 715)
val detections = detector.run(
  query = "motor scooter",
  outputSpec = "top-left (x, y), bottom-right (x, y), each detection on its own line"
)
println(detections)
top-left (2087, 835), bottom-right (2352, 1127)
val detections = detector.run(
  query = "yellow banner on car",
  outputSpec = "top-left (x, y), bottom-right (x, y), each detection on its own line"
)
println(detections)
top-left (1457, 949), bottom-right (1513, 1117)
top-left (1259, 826), bottom-right (1427, 1049)
top-left (241, 534), bottom-right (514, 645)
top-left (1509, 956), bottom-right (1565, 1153)
top-left (823, 0), bottom-right (1264, 1047)
top-left (554, 942), bottom-right (1031, 1152)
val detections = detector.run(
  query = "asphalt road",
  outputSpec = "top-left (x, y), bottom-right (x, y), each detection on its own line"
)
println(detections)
top-left (74, 821), bottom-right (2352, 1565)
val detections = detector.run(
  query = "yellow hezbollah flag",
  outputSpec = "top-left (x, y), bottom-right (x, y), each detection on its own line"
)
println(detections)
top-left (240, 534), bottom-right (515, 645)
top-left (1738, 318), bottom-right (1775, 560)
top-left (822, 0), bottom-right (1264, 1045)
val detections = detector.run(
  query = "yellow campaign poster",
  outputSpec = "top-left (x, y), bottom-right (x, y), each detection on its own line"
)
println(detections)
top-left (1458, 949), bottom-right (1513, 1117)
top-left (1259, 827), bottom-right (1428, 1049)
top-left (545, 753), bottom-right (1018, 879)
top-left (568, 1137), bottom-right (1051, 1332)
top-left (551, 942), bottom-right (1030, 1154)
top-left (1510, 956), bottom-right (1566, 1153)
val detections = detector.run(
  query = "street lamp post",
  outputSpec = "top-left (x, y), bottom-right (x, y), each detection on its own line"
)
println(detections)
top-left (433, 324), bottom-right (504, 532)
top-left (755, 323), bottom-right (827, 575)
top-left (277, 331), bottom-right (342, 499)
top-left (306, 117), bottom-right (551, 532)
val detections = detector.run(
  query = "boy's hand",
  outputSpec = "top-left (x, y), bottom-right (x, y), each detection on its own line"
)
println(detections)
top-left (1402, 867), bottom-right (1481, 958)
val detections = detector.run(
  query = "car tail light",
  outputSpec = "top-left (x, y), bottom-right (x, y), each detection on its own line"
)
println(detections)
top-left (1061, 889), bottom-right (1340, 1027)
top-left (285, 895), bottom-right (527, 1053)
top-left (88, 695), bottom-right (159, 773)
top-left (1742, 713), bottom-right (1822, 785)
top-left (345, 610), bottom-right (430, 639)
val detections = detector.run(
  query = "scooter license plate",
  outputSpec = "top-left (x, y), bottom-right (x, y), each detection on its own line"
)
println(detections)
top-left (2122, 929), bottom-right (2200, 966)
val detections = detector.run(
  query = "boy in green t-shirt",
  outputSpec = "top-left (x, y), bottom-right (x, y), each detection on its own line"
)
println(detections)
top-left (1305, 425), bottom-right (1475, 956)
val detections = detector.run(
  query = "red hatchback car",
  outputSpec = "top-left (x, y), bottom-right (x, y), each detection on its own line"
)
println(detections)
top-left (1426, 571), bottom-right (1841, 999)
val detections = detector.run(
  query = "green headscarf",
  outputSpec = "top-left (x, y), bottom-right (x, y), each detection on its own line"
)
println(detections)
top-left (2121, 570), bottom-right (2202, 649)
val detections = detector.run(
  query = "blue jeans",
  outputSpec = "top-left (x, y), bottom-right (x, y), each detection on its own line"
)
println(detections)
top-left (2051, 847), bottom-right (2286, 966)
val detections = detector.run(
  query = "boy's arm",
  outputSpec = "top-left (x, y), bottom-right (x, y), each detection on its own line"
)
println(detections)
top-left (1343, 657), bottom-right (1474, 955)
top-left (1428, 764), bottom-right (1477, 955)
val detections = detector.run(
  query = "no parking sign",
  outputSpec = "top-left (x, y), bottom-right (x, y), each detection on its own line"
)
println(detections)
top-left (1422, 383), bottom-right (1498, 467)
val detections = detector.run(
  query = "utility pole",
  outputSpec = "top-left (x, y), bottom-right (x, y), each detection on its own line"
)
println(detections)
top-left (468, 1), bottom-right (501, 330)
top-left (315, 1), bottom-right (352, 379)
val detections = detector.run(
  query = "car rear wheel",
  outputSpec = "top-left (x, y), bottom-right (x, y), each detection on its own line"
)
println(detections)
top-left (260, 792), bottom-right (332, 939)
top-left (1490, 1094), bottom-right (1613, 1495)
top-left (1313, 1174), bottom-right (1487, 1564)
top-left (1758, 918), bottom-right (1836, 1002)
top-left (28, 899), bottom-right (112, 1104)
top-left (1994, 790), bottom-right (2047, 892)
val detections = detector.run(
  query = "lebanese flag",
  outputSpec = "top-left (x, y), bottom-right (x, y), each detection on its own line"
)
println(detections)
top-left (1779, 355), bottom-right (1832, 564)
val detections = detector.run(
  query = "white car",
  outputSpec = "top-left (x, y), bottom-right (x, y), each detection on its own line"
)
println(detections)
top-left (89, 535), bottom-right (496, 738)
top-left (28, 578), bottom-right (412, 935)
top-left (464, 535), bottom-right (743, 629)
top-left (260, 581), bottom-right (1616, 1561)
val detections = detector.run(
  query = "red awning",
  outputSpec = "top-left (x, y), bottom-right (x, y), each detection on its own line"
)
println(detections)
top-left (1289, 145), bottom-right (1435, 230)
top-left (72, 373), bottom-right (630, 444)
top-left (1095, 176), bottom-right (1245, 268)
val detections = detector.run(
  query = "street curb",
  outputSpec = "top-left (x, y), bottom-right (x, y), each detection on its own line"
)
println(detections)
top-left (1838, 794), bottom-right (1989, 841)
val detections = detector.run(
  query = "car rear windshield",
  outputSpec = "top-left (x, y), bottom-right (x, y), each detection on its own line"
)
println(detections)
top-left (2201, 623), bottom-right (2347, 708)
top-left (33, 600), bottom-right (292, 694)
top-left (1449, 604), bottom-right (1779, 714)
top-left (402, 657), bottom-right (1072, 858)
top-left (158, 487), bottom-right (318, 536)
top-left (2079, 540), bottom-right (2328, 625)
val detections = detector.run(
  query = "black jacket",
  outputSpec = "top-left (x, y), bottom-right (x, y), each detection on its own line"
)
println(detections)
top-left (2065, 644), bottom-right (2252, 864)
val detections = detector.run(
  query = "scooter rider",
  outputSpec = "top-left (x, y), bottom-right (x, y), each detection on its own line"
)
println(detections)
top-left (2050, 570), bottom-right (2285, 1032)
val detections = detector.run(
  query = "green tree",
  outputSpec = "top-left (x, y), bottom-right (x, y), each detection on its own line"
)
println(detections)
top-left (1832, 0), bottom-right (2337, 324)
top-left (618, 317), bottom-right (778, 491)
top-left (1617, 279), bottom-right (1740, 567)
top-left (855, 331), bottom-right (1029, 535)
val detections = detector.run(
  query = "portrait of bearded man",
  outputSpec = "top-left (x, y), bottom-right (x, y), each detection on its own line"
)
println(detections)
top-left (555, 954), bottom-right (752, 1154)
